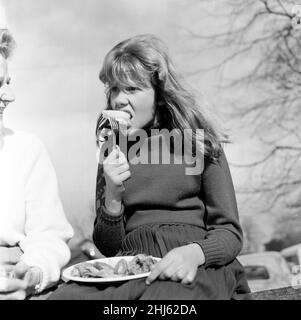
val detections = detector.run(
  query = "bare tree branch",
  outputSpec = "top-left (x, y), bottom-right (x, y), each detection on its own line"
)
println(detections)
top-left (188, 0), bottom-right (301, 240)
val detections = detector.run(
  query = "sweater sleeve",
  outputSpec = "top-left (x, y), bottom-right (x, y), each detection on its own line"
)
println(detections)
top-left (19, 137), bottom-right (73, 292)
top-left (194, 149), bottom-right (243, 267)
top-left (92, 164), bottom-right (125, 257)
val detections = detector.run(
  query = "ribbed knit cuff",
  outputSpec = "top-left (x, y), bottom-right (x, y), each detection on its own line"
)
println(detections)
top-left (34, 265), bottom-right (49, 294)
top-left (100, 204), bottom-right (124, 225)
top-left (194, 238), bottom-right (224, 267)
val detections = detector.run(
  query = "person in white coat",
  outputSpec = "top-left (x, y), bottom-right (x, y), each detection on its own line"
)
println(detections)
top-left (0, 26), bottom-right (73, 299)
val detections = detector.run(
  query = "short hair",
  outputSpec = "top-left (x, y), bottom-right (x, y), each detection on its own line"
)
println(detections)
top-left (0, 29), bottom-right (16, 59)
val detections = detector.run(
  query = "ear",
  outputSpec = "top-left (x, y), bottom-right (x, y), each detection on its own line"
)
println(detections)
top-left (151, 112), bottom-right (160, 129)
top-left (158, 65), bottom-right (168, 83)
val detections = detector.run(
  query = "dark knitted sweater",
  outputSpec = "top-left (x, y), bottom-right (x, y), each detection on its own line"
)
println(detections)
top-left (93, 134), bottom-right (243, 267)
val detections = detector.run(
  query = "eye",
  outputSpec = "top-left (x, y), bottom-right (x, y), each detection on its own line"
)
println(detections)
top-left (110, 86), bottom-right (119, 93)
top-left (125, 86), bottom-right (139, 93)
top-left (0, 78), bottom-right (10, 88)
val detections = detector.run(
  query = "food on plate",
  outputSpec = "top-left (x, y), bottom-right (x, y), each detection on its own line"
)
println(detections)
top-left (114, 258), bottom-right (129, 276)
top-left (93, 262), bottom-right (115, 276)
top-left (70, 254), bottom-right (158, 279)
top-left (128, 254), bottom-right (157, 274)
top-left (71, 261), bottom-right (115, 278)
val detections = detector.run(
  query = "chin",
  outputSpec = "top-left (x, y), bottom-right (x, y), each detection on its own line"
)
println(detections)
top-left (127, 127), bottom-right (138, 136)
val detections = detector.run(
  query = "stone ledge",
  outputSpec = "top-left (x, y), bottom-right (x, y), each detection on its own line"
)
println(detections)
top-left (251, 286), bottom-right (301, 300)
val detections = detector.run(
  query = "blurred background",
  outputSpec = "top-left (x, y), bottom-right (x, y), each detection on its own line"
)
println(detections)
top-left (2, 0), bottom-right (301, 291)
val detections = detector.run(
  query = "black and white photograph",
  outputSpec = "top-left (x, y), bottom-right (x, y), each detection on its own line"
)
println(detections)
top-left (0, 0), bottom-right (301, 305)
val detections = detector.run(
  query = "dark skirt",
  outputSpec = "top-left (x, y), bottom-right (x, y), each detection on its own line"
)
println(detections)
top-left (48, 224), bottom-right (250, 300)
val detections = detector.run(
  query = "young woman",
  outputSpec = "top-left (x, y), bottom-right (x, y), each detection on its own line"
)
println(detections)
top-left (49, 34), bottom-right (250, 300)
top-left (0, 28), bottom-right (73, 300)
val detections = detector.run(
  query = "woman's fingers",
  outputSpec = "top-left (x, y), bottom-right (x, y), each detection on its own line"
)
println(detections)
top-left (115, 163), bottom-right (130, 174)
top-left (119, 170), bottom-right (131, 182)
top-left (115, 146), bottom-right (127, 162)
top-left (0, 263), bottom-right (29, 294)
top-left (14, 262), bottom-right (29, 279)
top-left (170, 269), bottom-right (187, 282)
top-left (104, 148), bottom-right (130, 179)
top-left (104, 148), bottom-right (120, 163)
top-left (159, 270), bottom-right (176, 281)
top-left (146, 259), bottom-right (197, 285)
top-left (0, 278), bottom-right (28, 294)
top-left (161, 264), bottom-right (191, 282)
top-left (181, 269), bottom-right (197, 285)
top-left (104, 147), bottom-right (127, 166)
top-left (146, 259), bottom-right (174, 285)
top-left (0, 247), bottom-right (22, 265)
top-left (146, 267), bottom-right (161, 285)
top-left (0, 289), bottom-right (26, 300)
top-left (149, 267), bottom-right (195, 285)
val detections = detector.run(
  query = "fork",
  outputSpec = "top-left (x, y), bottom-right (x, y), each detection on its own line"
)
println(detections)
top-left (96, 113), bottom-right (111, 145)
top-left (107, 116), bottom-right (126, 192)
top-left (96, 113), bottom-right (119, 148)
top-left (96, 113), bottom-right (125, 191)
top-left (108, 116), bottom-right (119, 149)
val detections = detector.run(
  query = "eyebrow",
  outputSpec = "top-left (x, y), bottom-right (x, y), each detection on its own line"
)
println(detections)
top-left (0, 76), bottom-right (11, 84)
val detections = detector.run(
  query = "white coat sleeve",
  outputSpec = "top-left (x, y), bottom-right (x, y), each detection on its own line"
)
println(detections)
top-left (19, 137), bottom-right (74, 291)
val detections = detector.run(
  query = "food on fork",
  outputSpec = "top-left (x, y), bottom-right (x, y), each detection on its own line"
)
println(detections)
top-left (96, 110), bottom-right (131, 145)
top-left (102, 110), bottom-right (132, 122)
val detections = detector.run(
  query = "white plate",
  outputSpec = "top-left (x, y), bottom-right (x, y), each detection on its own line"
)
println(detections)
top-left (62, 256), bottom-right (161, 283)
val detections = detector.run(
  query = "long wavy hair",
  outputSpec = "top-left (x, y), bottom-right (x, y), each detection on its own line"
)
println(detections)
top-left (98, 34), bottom-right (229, 161)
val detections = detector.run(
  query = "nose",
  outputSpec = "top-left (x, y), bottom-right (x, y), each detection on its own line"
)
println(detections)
top-left (112, 90), bottom-right (129, 110)
top-left (0, 85), bottom-right (15, 105)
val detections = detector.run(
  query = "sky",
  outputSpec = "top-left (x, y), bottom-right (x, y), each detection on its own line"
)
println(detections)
top-left (0, 0), bottom-right (264, 243)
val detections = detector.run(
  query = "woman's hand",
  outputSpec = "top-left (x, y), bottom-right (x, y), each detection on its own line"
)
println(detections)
top-left (103, 147), bottom-right (130, 214)
top-left (0, 262), bottom-right (42, 300)
top-left (0, 246), bottom-right (22, 265)
top-left (146, 244), bottom-right (206, 285)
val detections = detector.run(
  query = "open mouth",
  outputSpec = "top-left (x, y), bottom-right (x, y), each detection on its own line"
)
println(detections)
top-left (121, 110), bottom-right (133, 119)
